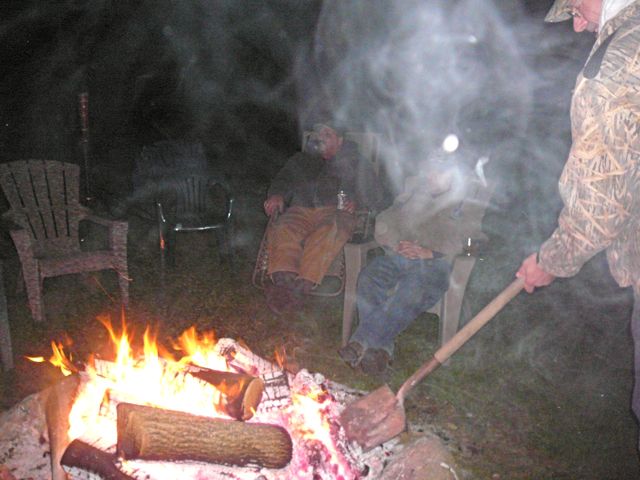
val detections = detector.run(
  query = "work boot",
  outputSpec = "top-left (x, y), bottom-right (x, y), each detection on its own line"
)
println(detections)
top-left (265, 283), bottom-right (290, 315)
top-left (359, 348), bottom-right (391, 376)
top-left (272, 271), bottom-right (297, 288)
top-left (338, 341), bottom-right (365, 368)
top-left (265, 272), bottom-right (297, 314)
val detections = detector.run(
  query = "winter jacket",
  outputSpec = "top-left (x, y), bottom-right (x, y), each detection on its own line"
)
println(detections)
top-left (374, 172), bottom-right (473, 261)
top-left (539, 1), bottom-right (640, 290)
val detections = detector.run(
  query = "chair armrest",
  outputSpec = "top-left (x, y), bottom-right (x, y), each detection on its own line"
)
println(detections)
top-left (350, 209), bottom-right (376, 243)
top-left (156, 202), bottom-right (168, 225)
top-left (85, 215), bottom-right (128, 250)
top-left (84, 214), bottom-right (118, 228)
top-left (226, 197), bottom-right (234, 220)
top-left (84, 214), bottom-right (128, 233)
top-left (342, 238), bottom-right (381, 346)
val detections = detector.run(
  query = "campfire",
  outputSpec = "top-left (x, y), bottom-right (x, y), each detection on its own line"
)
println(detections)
top-left (34, 318), bottom-right (394, 479)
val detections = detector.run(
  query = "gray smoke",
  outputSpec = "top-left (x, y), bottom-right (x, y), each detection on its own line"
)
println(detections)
top-left (296, 0), bottom-right (533, 193)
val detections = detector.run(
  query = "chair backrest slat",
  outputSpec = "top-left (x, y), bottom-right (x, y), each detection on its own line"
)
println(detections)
top-left (175, 176), bottom-right (213, 215)
top-left (27, 161), bottom-right (61, 240)
top-left (45, 160), bottom-right (73, 237)
top-left (0, 160), bottom-right (82, 253)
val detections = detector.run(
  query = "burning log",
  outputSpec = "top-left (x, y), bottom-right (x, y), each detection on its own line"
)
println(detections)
top-left (44, 374), bottom-right (81, 480)
top-left (116, 402), bottom-right (293, 468)
top-left (185, 365), bottom-right (264, 420)
top-left (93, 358), bottom-right (264, 420)
top-left (61, 439), bottom-right (134, 480)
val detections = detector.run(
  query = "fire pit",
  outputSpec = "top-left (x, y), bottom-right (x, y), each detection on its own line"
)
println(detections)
top-left (29, 323), bottom-right (397, 480)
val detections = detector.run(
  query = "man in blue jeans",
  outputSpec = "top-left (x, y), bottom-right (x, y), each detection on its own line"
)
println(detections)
top-left (339, 151), bottom-right (472, 375)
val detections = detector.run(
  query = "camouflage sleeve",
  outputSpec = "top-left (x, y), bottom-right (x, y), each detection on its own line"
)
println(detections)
top-left (538, 105), bottom-right (640, 277)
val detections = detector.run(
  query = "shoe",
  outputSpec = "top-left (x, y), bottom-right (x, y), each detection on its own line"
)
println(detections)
top-left (338, 341), bottom-right (365, 368)
top-left (265, 284), bottom-right (290, 315)
top-left (272, 271), bottom-right (297, 288)
top-left (359, 348), bottom-right (391, 376)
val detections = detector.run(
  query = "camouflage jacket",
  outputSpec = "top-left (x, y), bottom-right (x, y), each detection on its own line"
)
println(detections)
top-left (539, 1), bottom-right (640, 290)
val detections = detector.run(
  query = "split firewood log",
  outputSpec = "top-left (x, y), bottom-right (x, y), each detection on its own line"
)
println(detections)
top-left (185, 365), bottom-right (264, 420)
top-left (93, 359), bottom-right (264, 420)
top-left (44, 374), bottom-right (81, 480)
top-left (116, 403), bottom-right (292, 468)
top-left (61, 439), bottom-right (134, 480)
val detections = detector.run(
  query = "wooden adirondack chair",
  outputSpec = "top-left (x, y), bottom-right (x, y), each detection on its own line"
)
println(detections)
top-left (341, 178), bottom-right (495, 349)
top-left (0, 160), bottom-right (129, 323)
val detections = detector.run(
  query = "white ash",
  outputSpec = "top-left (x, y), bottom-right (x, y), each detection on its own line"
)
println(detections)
top-left (0, 392), bottom-right (51, 480)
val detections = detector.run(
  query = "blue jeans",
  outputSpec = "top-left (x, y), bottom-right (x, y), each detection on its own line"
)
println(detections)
top-left (350, 252), bottom-right (451, 356)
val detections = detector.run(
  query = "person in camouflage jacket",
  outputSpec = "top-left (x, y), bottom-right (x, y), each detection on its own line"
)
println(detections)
top-left (517, 0), bottom-right (640, 446)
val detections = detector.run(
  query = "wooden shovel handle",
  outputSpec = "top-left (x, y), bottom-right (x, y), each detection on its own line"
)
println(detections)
top-left (396, 277), bottom-right (525, 404)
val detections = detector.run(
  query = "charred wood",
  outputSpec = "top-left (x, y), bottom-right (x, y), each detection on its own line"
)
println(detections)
top-left (93, 358), bottom-right (264, 420)
top-left (61, 439), bottom-right (134, 480)
top-left (185, 365), bottom-right (264, 420)
top-left (44, 374), bottom-right (81, 480)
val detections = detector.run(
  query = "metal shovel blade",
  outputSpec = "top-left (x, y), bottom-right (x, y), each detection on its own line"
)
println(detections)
top-left (340, 278), bottom-right (525, 452)
top-left (339, 384), bottom-right (406, 452)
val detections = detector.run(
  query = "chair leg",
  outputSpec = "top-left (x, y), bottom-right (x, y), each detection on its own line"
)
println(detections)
top-left (225, 225), bottom-right (235, 265)
top-left (214, 228), bottom-right (233, 267)
top-left (0, 262), bottom-right (14, 371)
top-left (166, 230), bottom-right (177, 267)
top-left (15, 267), bottom-right (24, 295)
top-left (342, 241), bottom-right (378, 347)
top-left (117, 267), bottom-right (130, 309)
top-left (23, 268), bottom-right (45, 323)
top-left (438, 256), bottom-right (477, 348)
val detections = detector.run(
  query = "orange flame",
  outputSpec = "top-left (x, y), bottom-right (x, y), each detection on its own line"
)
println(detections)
top-left (27, 341), bottom-right (78, 376)
top-left (274, 346), bottom-right (286, 370)
top-left (36, 316), bottom-right (357, 477)
top-left (55, 317), bottom-right (232, 443)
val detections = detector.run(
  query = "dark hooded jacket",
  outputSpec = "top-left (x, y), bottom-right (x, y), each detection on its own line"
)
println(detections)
top-left (268, 140), bottom-right (385, 212)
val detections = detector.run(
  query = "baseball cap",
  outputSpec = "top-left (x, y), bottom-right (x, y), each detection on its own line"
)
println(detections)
top-left (545, 0), bottom-right (573, 22)
top-left (311, 122), bottom-right (345, 137)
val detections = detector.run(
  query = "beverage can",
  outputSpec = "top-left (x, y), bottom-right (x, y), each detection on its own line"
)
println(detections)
top-left (337, 190), bottom-right (347, 210)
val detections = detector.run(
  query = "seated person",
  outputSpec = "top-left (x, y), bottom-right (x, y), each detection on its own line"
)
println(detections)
top-left (339, 149), bottom-right (473, 375)
top-left (263, 122), bottom-right (382, 314)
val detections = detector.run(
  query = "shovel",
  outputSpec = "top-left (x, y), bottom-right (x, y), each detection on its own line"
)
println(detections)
top-left (340, 277), bottom-right (525, 451)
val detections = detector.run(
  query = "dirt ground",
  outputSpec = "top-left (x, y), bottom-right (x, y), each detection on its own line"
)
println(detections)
top-left (1, 175), bottom-right (639, 479)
